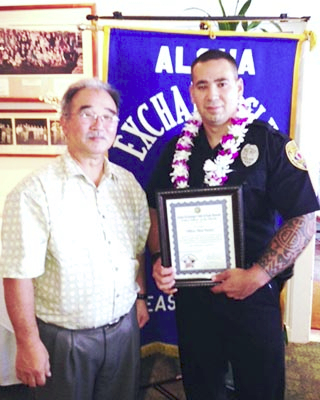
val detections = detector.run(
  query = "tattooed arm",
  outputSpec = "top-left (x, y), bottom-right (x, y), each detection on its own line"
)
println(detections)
top-left (256, 212), bottom-right (316, 278)
top-left (211, 212), bottom-right (316, 300)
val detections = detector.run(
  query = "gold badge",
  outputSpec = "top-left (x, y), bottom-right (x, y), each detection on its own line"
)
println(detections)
top-left (285, 140), bottom-right (308, 171)
top-left (240, 144), bottom-right (259, 167)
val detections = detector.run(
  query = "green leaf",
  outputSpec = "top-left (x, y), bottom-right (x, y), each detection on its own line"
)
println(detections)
top-left (241, 21), bottom-right (248, 31)
top-left (219, 21), bottom-right (239, 31)
top-left (246, 21), bottom-right (261, 30)
top-left (229, 22), bottom-right (239, 30)
top-left (215, 1), bottom-right (282, 32)
top-left (238, 0), bottom-right (252, 16)
top-left (218, 22), bottom-right (230, 30)
top-left (270, 21), bottom-right (283, 31)
top-left (218, 0), bottom-right (227, 17)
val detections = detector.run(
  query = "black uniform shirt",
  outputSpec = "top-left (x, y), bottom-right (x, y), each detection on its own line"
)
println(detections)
top-left (147, 120), bottom-right (320, 278)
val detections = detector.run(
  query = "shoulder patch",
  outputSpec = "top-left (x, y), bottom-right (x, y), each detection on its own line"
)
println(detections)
top-left (285, 140), bottom-right (308, 171)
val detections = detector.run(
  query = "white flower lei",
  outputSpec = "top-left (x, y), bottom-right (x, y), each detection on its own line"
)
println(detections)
top-left (170, 98), bottom-right (253, 188)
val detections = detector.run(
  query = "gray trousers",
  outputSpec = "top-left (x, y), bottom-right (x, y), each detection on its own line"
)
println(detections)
top-left (34, 304), bottom-right (140, 400)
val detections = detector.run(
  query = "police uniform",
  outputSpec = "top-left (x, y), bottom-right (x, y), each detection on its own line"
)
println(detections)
top-left (147, 120), bottom-right (320, 400)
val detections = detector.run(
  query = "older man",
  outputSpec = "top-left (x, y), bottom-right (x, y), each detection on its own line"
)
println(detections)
top-left (0, 78), bottom-right (150, 400)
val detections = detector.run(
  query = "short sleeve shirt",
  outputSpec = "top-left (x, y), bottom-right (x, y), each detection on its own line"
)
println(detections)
top-left (0, 152), bottom-right (150, 329)
top-left (147, 120), bottom-right (319, 268)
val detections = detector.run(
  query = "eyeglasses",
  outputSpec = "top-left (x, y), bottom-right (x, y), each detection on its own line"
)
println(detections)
top-left (73, 110), bottom-right (120, 125)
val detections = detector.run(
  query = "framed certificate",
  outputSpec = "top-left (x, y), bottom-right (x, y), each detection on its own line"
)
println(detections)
top-left (156, 186), bottom-right (244, 287)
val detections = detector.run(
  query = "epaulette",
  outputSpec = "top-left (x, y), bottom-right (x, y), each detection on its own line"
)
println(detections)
top-left (248, 119), bottom-right (278, 134)
top-left (249, 119), bottom-right (271, 128)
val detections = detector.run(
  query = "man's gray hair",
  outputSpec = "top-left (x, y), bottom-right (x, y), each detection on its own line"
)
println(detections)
top-left (61, 78), bottom-right (120, 116)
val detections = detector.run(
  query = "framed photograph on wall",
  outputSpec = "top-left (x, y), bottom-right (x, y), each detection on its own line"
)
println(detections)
top-left (0, 4), bottom-right (97, 102)
top-left (0, 109), bottom-right (66, 156)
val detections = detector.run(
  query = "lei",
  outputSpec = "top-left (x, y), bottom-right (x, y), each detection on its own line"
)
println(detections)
top-left (170, 98), bottom-right (253, 188)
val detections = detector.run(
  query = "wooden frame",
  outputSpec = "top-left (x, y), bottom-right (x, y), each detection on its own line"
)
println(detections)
top-left (0, 109), bottom-right (66, 156)
top-left (0, 4), bottom-right (97, 102)
top-left (157, 186), bottom-right (244, 287)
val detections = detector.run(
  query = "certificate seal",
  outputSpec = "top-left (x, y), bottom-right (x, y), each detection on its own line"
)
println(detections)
top-left (240, 144), bottom-right (259, 167)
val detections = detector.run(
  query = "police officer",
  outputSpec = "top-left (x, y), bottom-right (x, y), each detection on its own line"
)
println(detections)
top-left (146, 49), bottom-right (319, 400)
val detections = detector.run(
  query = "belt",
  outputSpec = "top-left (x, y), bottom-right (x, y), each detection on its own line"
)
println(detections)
top-left (37, 315), bottom-right (125, 331)
top-left (104, 317), bottom-right (121, 328)
top-left (101, 313), bottom-right (128, 330)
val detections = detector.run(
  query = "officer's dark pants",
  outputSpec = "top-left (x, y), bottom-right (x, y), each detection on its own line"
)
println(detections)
top-left (175, 280), bottom-right (285, 400)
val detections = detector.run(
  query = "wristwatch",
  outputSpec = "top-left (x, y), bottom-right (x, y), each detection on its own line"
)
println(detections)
top-left (137, 293), bottom-right (148, 300)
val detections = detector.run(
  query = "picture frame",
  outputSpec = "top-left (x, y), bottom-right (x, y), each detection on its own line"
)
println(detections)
top-left (0, 4), bottom-right (97, 102)
top-left (0, 109), bottom-right (66, 156)
top-left (156, 186), bottom-right (244, 287)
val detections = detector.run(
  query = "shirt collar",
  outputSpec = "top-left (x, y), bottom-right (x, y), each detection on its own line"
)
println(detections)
top-left (61, 151), bottom-right (119, 183)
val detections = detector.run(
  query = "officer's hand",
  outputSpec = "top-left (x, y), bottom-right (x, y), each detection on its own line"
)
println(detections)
top-left (211, 264), bottom-right (270, 300)
top-left (152, 259), bottom-right (177, 295)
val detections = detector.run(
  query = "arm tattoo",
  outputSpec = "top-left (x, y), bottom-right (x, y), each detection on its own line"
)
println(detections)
top-left (257, 212), bottom-right (316, 278)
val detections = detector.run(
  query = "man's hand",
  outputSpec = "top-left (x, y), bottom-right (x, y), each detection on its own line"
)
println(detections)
top-left (152, 258), bottom-right (177, 295)
top-left (211, 264), bottom-right (270, 300)
top-left (3, 278), bottom-right (51, 387)
top-left (16, 337), bottom-right (51, 387)
top-left (136, 298), bottom-right (150, 328)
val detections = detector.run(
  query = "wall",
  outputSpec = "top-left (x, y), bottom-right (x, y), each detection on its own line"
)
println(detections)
top-left (0, 0), bottom-right (319, 343)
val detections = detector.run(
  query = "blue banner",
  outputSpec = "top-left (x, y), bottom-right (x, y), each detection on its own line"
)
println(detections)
top-left (104, 28), bottom-right (304, 350)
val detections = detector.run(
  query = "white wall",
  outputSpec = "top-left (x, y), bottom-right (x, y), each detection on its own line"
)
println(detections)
top-left (0, 0), bottom-right (319, 342)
